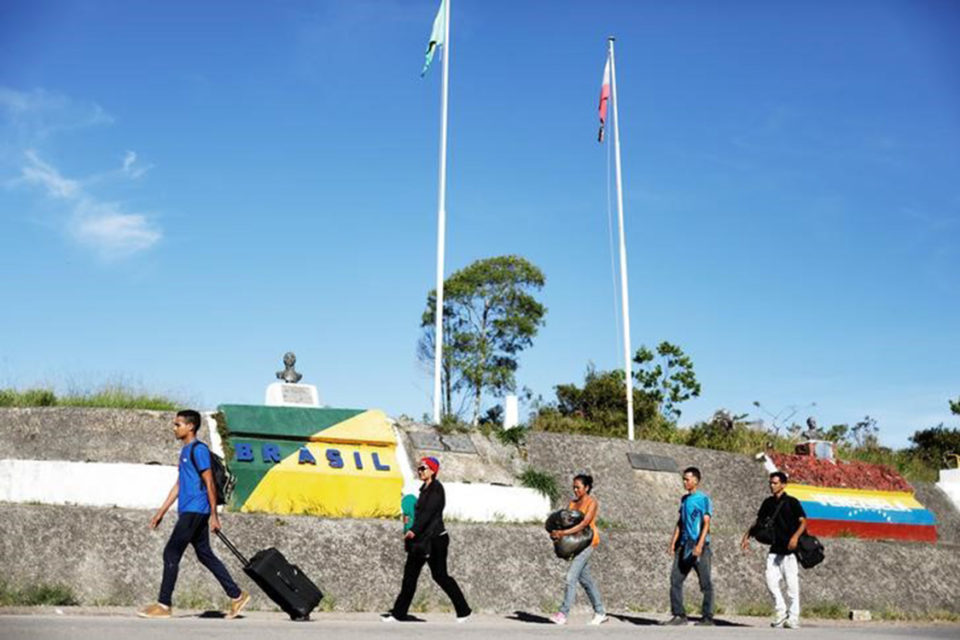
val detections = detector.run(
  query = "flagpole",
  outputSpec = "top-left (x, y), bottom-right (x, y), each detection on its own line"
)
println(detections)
top-left (608, 37), bottom-right (635, 441)
top-left (432, 0), bottom-right (451, 425)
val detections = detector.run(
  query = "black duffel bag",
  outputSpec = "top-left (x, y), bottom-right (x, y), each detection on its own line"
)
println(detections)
top-left (545, 509), bottom-right (593, 560)
top-left (796, 533), bottom-right (824, 569)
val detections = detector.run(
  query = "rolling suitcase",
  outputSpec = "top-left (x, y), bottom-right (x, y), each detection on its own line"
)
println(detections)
top-left (216, 530), bottom-right (323, 621)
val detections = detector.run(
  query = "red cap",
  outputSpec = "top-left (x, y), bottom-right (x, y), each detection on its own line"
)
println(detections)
top-left (420, 457), bottom-right (440, 474)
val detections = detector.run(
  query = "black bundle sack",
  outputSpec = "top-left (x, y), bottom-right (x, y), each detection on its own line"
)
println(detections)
top-left (544, 509), bottom-right (593, 560)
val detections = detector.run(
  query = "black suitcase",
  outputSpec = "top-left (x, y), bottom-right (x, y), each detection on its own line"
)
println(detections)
top-left (216, 530), bottom-right (323, 620)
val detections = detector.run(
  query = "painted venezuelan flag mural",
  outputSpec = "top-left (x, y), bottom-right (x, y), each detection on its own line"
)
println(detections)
top-left (769, 452), bottom-right (937, 543)
top-left (789, 484), bottom-right (937, 543)
top-left (219, 404), bottom-right (403, 518)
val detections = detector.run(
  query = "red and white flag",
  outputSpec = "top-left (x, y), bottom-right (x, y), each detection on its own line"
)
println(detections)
top-left (597, 56), bottom-right (611, 142)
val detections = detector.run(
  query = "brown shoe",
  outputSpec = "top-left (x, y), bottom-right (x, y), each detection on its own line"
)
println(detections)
top-left (136, 603), bottom-right (172, 619)
top-left (226, 591), bottom-right (250, 619)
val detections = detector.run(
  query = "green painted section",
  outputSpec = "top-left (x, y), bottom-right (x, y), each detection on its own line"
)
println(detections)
top-left (228, 437), bottom-right (303, 508)
top-left (218, 404), bottom-right (365, 438)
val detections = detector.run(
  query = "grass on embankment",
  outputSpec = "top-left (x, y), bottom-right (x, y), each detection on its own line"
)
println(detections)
top-left (0, 385), bottom-right (179, 411)
top-left (0, 582), bottom-right (79, 606)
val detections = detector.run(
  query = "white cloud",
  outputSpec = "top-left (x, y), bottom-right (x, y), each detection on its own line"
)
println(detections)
top-left (121, 150), bottom-right (151, 179)
top-left (15, 150), bottom-right (162, 260)
top-left (18, 150), bottom-right (81, 199)
top-left (71, 204), bottom-right (162, 260)
top-left (2, 87), bottom-right (163, 260)
top-left (0, 87), bottom-right (112, 141)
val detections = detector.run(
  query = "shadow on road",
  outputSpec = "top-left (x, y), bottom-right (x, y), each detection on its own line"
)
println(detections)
top-left (196, 611), bottom-right (226, 619)
top-left (608, 613), bottom-right (660, 626)
top-left (712, 617), bottom-right (749, 627)
top-left (506, 611), bottom-right (553, 624)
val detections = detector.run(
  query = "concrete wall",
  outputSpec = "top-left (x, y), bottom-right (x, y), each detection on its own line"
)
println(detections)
top-left (525, 431), bottom-right (960, 545)
top-left (1, 503), bottom-right (958, 615)
top-left (0, 407), bottom-right (182, 464)
top-left (2, 408), bottom-right (959, 615)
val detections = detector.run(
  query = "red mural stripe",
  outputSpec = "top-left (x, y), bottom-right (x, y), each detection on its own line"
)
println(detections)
top-left (806, 519), bottom-right (938, 543)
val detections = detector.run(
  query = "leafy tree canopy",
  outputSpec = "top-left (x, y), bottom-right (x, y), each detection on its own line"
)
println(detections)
top-left (633, 341), bottom-right (701, 420)
top-left (419, 255), bottom-right (546, 425)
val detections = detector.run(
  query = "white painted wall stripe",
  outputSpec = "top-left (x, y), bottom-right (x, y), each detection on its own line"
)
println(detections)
top-left (0, 459), bottom-right (177, 510)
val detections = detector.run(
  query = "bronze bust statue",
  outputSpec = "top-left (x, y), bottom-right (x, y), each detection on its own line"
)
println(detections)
top-left (276, 352), bottom-right (303, 384)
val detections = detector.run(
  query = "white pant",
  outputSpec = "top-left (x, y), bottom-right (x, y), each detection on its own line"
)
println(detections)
top-left (765, 553), bottom-right (800, 622)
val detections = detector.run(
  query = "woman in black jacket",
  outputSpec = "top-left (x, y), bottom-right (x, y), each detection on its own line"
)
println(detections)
top-left (382, 456), bottom-right (472, 623)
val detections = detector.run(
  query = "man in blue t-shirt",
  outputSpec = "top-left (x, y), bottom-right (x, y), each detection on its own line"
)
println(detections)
top-left (137, 410), bottom-right (249, 619)
top-left (664, 466), bottom-right (715, 626)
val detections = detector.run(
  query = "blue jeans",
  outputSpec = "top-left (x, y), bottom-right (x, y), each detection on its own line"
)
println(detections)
top-left (560, 545), bottom-right (605, 615)
top-left (159, 513), bottom-right (241, 606)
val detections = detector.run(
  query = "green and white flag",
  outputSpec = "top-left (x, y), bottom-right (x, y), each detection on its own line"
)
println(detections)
top-left (421, 0), bottom-right (446, 77)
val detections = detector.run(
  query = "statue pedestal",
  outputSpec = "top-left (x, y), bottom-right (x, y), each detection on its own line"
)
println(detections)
top-left (265, 382), bottom-right (321, 407)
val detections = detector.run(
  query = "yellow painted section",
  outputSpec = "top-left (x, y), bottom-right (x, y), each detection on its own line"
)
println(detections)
top-left (307, 409), bottom-right (396, 446)
top-left (789, 484), bottom-right (924, 511)
top-left (242, 442), bottom-right (403, 517)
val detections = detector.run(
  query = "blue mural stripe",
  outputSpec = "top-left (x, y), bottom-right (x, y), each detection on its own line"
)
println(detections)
top-left (799, 501), bottom-right (937, 526)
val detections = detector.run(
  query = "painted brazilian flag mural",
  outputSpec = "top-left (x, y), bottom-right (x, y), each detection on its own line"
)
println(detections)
top-left (219, 404), bottom-right (403, 518)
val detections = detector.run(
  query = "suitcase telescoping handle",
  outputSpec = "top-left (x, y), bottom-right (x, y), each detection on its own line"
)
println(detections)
top-left (215, 530), bottom-right (250, 567)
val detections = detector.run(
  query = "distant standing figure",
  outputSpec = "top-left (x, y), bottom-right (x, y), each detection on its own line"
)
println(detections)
top-left (664, 467), bottom-right (714, 626)
top-left (137, 410), bottom-right (249, 619)
top-left (549, 474), bottom-right (607, 626)
top-left (741, 471), bottom-right (808, 629)
top-left (381, 457), bottom-right (472, 623)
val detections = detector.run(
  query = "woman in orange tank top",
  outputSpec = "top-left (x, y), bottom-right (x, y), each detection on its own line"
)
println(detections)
top-left (548, 474), bottom-right (607, 625)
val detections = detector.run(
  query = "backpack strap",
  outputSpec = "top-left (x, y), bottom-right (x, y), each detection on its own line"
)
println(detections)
top-left (188, 441), bottom-right (208, 489)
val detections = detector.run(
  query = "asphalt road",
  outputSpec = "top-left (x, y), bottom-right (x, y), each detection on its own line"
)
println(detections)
top-left (1, 611), bottom-right (959, 640)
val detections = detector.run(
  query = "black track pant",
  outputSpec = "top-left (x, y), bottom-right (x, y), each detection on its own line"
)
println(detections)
top-left (390, 533), bottom-right (471, 618)
top-left (159, 512), bottom-right (241, 606)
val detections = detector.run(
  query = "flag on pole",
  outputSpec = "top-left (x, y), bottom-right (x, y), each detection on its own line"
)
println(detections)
top-left (597, 55), bottom-right (611, 142)
top-left (421, 0), bottom-right (446, 77)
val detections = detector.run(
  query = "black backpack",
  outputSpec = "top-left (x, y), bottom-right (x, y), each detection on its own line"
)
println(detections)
top-left (189, 441), bottom-right (235, 506)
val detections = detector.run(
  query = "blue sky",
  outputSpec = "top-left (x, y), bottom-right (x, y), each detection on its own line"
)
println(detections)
top-left (2, 0), bottom-right (958, 447)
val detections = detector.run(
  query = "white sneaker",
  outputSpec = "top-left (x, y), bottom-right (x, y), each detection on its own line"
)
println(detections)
top-left (380, 614), bottom-right (398, 623)
top-left (771, 615), bottom-right (788, 628)
top-left (588, 613), bottom-right (608, 625)
top-left (550, 612), bottom-right (567, 625)
top-left (456, 613), bottom-right (471, 623)
top-left (784, 619), bottom-right (800, 629)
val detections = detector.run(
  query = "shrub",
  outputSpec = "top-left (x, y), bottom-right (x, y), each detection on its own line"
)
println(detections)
top-left (519, 467), bottom-right (560, 503)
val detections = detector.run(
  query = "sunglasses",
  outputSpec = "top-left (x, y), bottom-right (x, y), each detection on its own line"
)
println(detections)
top-left (417, 466), bottom-right (428, 472)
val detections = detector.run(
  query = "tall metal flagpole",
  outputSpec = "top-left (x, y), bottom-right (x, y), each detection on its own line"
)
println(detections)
top-left (609, 37), bottom-right (636, 441)
top-left (432, 0), bottom-right (452, 425)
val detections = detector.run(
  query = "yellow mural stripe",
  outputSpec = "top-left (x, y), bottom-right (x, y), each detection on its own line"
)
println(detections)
top-left (242, 441), bottom-right (403, 517)
top-left (789, 484), bottom-right (925, 510)
top-left (307, 409), bottom-right (396, 445)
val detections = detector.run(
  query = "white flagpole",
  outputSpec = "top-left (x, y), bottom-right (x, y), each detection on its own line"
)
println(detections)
top-left (432, 0), bottom-right (452, 425)
top-left (609, 37), bottom-right (635, 441)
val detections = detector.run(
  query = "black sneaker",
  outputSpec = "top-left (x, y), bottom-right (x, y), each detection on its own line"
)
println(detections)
top-left (663, 615), bottom-right (689, 626)
top-left (695, 617), bottom-right (715, 626)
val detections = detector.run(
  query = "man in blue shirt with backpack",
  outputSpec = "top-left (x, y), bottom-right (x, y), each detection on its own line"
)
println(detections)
top-left (137, 410), bottom-right (249, 619)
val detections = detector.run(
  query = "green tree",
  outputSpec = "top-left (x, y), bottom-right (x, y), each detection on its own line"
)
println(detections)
top-left (908, 424), bottom-right (960, 468)
top-left (531, 365), bottom-right (666, 439)
top-left (632, 341), bottom-right (701, 420)
top-left (419, 255), bottom-right (546, 425)
top-left (851, 415), bottom-right (879, 449)
top-left (950, 396), bottom-right (960, 416)
top-left (824, 423), bottom-right (851, 445)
